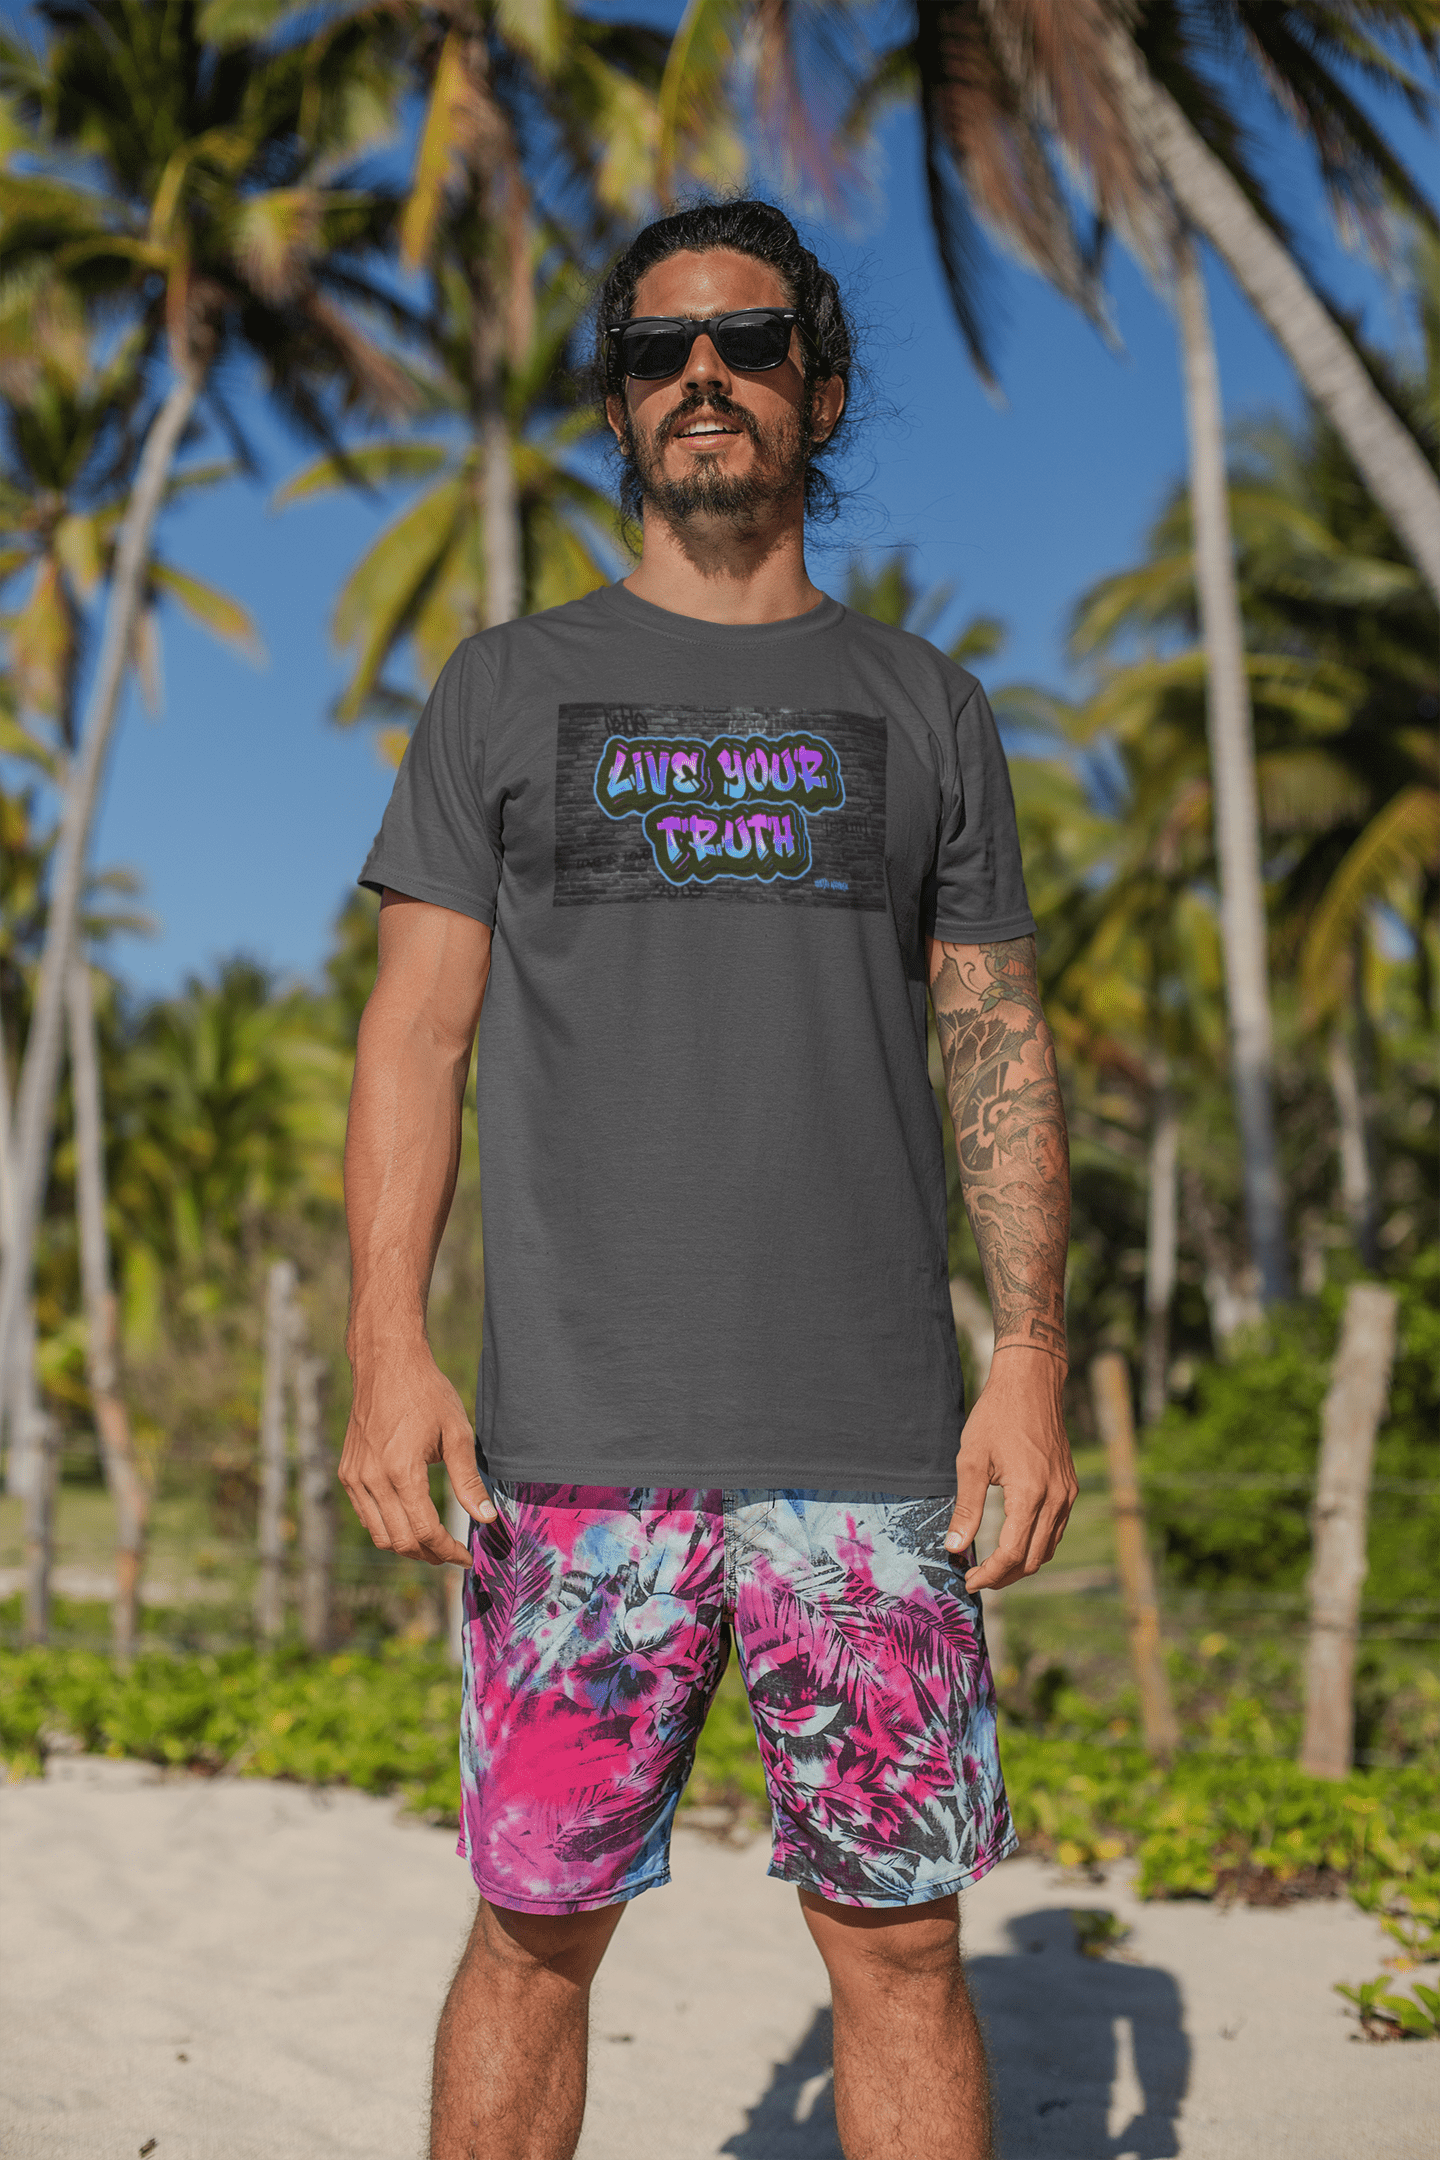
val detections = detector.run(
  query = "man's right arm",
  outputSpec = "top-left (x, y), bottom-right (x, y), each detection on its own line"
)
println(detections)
top-left (339, 890), bottom-right (497, 1566)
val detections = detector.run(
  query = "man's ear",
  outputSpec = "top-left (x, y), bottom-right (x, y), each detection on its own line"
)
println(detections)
top-left (604, 391), bottom-right (628, 448)
top-left (810, 373), bottom-right (845, 446)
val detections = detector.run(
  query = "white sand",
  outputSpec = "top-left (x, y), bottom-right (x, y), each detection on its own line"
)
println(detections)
top-left (2, 1757), bottom-right (1435, 2160)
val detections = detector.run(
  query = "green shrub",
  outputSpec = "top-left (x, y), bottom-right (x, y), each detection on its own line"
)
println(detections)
top-left (1000, 1730), bottom-right (1440, 1912)
top-left (1143, 1248), bottom-right (1440, 1605)
top-left (6, 1647), bottom-right (1438, 1933)
top-left (0, 1645), bottom-right (465, 1814)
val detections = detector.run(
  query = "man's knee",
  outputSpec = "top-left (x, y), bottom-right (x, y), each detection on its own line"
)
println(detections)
top-left (799, 1890), bottom-right (963, 1990)
top-left (462, 1898), bottom-right (624, 1990)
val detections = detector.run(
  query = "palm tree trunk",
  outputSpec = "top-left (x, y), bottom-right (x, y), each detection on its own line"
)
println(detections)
top-left (7, 1004), bottom-right (56, 1642)
top-left (0, 1002), bottom-right (24, 1493)
top-left (1184, 1167), bottom-right (1261, 1350)
top-left (1327, 931), bottom-right (1380, 1272)
top-left (1109, 32), bottom-right (1440, 603)
top-left (1142, 1068), bottom-right (1179, 1426)
top-left (21, 1380), bottom-right (59, 1647)
top-left (0, 370), bottom-right (200, 1409)
top-left (480, 358), bottom-right (521, 629)
top-left (66, 954), bottom-right (148, 1662)
top-left (474, 266), bottom-right (521, 629)
top-left (1174, 236), bottom-right (1292, 1304)
top-left (1328, 1026), bottom-right (1377, 1271)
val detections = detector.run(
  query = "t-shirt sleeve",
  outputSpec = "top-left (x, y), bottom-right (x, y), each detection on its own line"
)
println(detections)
top-left (928, 680), bottom-right (1037, 944)
top-left (357, 640), bottom-right (501, 924)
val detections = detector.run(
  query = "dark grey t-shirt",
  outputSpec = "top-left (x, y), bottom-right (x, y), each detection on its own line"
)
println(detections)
top-left (359, 581), bottom-right (1034, 1492)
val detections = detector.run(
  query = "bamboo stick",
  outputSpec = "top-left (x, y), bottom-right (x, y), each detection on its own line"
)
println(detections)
top-left (294, 1343), bottom-right (333, 1655)
top-left (1301, 1283), bottom-right (1398, 1779)
top-left (255, 1260), bottom-right (296, 1642)
top-left (1091, 1352), bottom-right (1178, 1759)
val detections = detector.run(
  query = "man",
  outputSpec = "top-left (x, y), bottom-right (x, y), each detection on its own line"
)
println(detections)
top-left (342, 198), bottom-right (1075, 2160)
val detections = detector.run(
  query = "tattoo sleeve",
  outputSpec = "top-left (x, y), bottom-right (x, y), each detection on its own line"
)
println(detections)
top-left (929, 935), bottom-right (1070, 1361)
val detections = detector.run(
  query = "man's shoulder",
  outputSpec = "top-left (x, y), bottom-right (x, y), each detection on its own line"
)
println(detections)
top-left (836, 602), bottom-right (983, 707)
top-left (455, 586), bottom-right (615, 676)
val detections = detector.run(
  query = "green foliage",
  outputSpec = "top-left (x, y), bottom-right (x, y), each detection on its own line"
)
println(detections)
top-left (0, 1644), bottom-right (466, 1813)
top-left (1143, 1250), bottom-right (1440, 1604)
top-left (999, 1730), bottom-right (1440, 1913)
top-left (684, 1663), bottom-right (768, 1809)
top-left (0, 1643), bottom-right (769, 1820)
top-left (1071, 1907), bottom-right (1131, 1957)
top-left (6, 1649), bottom-right (1438, 1937)
top-left (1334, 1975), bottom-right (1440, 2040)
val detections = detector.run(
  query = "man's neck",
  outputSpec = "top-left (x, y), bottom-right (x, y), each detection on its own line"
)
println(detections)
top-left (623, 498), bottom-right (826, 625)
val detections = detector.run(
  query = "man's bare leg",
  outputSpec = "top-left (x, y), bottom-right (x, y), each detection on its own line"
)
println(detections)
top-left (430, 1898), bottom-right (625, 2160)
top-left (800, 1890), bottom-right (992, 2160)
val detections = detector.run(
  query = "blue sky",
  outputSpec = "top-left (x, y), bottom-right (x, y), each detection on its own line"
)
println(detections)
top-left (8, 6), bottom-right (1432, 998)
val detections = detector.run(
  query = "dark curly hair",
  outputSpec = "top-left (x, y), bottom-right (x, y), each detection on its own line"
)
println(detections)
top-left (592, 198), bottom-right (856, 524)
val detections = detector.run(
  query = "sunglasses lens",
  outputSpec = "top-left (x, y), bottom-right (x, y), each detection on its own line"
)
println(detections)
top-left (616, 312), bottom-right (794, 378)
top-left (714, 313), bottom-right (793, 369)
top-left (619, 323), bottom-right (691, 378)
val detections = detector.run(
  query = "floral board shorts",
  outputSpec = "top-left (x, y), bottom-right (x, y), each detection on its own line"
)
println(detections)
top-left (457, 1484), bottom-right (1017, 1914)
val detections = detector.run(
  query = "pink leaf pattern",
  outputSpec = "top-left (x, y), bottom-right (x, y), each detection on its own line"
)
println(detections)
top-left (457, 1485), bottom-right (1015, 1913)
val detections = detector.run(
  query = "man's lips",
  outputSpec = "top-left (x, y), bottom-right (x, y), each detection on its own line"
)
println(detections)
top-left (666, 409), bottom-right (749, 444)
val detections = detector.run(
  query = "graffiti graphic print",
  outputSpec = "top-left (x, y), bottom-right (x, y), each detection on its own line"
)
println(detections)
top-left (553, 705), bottom-right (887, 909)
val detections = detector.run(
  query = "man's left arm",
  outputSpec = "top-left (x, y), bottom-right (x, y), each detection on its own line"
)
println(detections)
top-left (927, 934), bottom-right (1078, 1591)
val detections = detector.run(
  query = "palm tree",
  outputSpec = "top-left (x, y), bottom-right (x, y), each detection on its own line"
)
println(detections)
top-left (1002, 677), bottom-right (1231, 1399)
top-left (0, 780), bottom-right (52, 1512)
top-left (1117, 4), bottom-right (1438, 1304)
top-left (110, 960), bottom-right (350, 1341)
top-left (1, 285), bottom-right (267, 1651)
top-left (1224, 324), bottom-right (1439, 1263)
top-left (1070, 360), bottom-right (1437, 1279)
top-left (0, 776), bottom-right (148, 1638)
top-left (277, 255), bottom-right (623, 745)
top-left (843, 547), bottom-right (1003, 665)
top-left (1105, 11), bottom-right (1440, 600)
top-left (0, 0), bottom-right (412, 1426)
top-left (388, 2), bottom-right (674, 630)
top-left (661, 4), bottom-right (1439, 1307)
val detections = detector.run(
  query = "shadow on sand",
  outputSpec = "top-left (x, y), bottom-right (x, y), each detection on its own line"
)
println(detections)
top-left (719, 1906), bottom-right (1188, 2160)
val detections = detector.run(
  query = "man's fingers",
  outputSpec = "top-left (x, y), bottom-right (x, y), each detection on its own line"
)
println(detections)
top-left (1041, 1503), bottom-right (1072, 1565)
top-left (967, 1494), bottom-right (1070, 1591)
top-left (963, 1489), bottom-right (1043, 1591)
top-left (964, 1540), bottom-right (1025, 1593)
top-left (361, 1476), bottom-right (421, 1557)
top-left (380, 1476), bottom-right (472, 1570)
top-left (339, 1460), bottom-right (389, 1549)
top-left (945, 1449), bottom-right (992, 1556)
top-left (442, 1424), bottom-right (496, 1526)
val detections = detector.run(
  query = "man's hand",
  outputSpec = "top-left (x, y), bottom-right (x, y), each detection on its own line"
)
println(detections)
top-left (943, 1345), bottom-right (1077, 1592)
top-left (341, 893), bottom-right (494, 1570)
top-left (340, 1344), bottom-right (496, 1567)
top-left (928, 935), bottom-right (1074, 1590)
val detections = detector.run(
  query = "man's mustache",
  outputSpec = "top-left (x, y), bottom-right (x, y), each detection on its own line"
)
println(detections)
top-left (660, 393), bottom-right (760, 446)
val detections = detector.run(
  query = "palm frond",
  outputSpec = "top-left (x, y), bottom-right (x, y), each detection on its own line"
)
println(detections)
top-left (331, 474), bottom-right (467, 718)
top-left (1300, 785), bottom-right (1440, 1013)
top-left (147, 560), bottom-right (264, 660)
top-left (273, 438), bottom-right (449, 507)
top-left (400, 30), bottom-right (495, 273)
top-left (656, 0), bottom-right (748, 206)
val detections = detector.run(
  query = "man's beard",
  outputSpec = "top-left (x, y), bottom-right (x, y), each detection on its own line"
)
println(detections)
top-left (624, 390), bottom-right (811, 524)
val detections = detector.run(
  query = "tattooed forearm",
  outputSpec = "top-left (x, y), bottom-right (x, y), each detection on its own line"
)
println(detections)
top-left (929, 935), bottom-right (1070, 1360)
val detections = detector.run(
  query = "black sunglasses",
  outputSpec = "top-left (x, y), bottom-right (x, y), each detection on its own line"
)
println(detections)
top-left (606, 308), bottom-right (801, 382)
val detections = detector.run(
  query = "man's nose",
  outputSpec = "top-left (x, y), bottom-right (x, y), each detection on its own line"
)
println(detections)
top-left (683, 332), bottom-right (732, 393)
